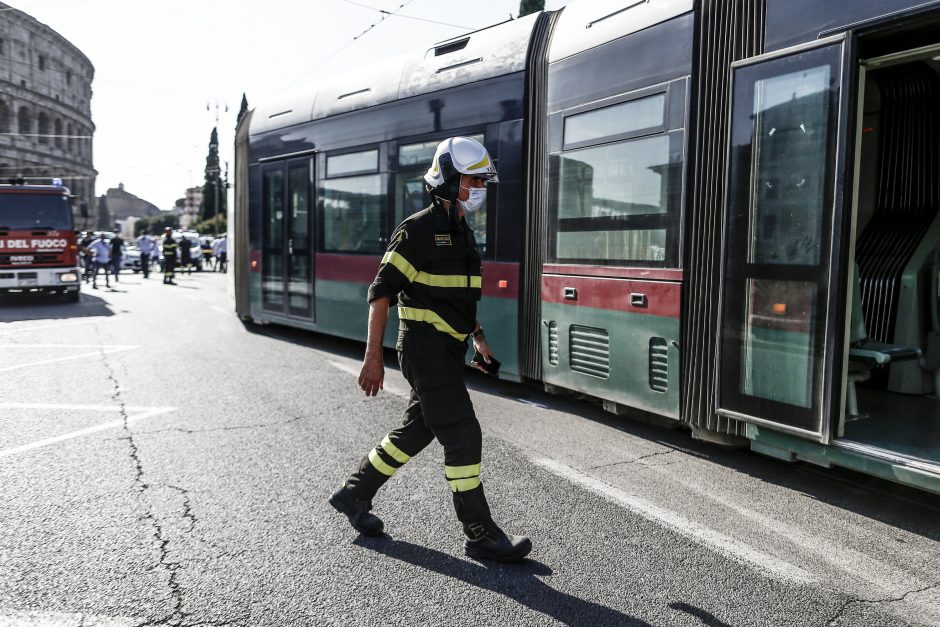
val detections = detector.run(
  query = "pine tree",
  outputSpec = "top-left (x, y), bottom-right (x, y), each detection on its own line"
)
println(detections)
top-left (200, 127), bottom-right (225, 222)
top-left (95, 195), bottom-right (111, 230)
top-left (237, 93), bottom-right (249, 124)
top-left (519, 0), bottom-right (543, 17)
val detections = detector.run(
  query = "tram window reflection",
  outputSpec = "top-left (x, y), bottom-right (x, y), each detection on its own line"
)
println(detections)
top-left (322, 174), bottom-right (383, 254)
top-left (747, 65), bottom-right (830, 266)
top-left (741, 278), bottom-right (816, 408)
top-left (564, 93), bottom-right (665, 146)
top-left (394, 135), bottom-right (488, 254)
top-left (552, 134), bottom-right (677, 265)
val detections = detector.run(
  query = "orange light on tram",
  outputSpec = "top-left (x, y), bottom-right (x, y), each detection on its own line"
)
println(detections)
top-left (498, 280), bottom-right (509, 289)
top-left (250, 259), bottom-right (259, 270)
top-left (772, 303), bottom-right (787, 315)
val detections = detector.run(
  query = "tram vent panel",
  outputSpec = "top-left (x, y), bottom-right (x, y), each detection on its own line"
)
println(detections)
top-left (649, 337), bottom-right (669, 393)
top-left (547, 321), bottom-right (559, 366)
top-left (569, 325), bottom-right (610, 379)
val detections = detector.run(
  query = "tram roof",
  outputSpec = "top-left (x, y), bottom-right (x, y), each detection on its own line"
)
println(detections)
top-left (251, 13), bottom-right (541, 136)
top-left (548, 0), bottom-right (693, 64)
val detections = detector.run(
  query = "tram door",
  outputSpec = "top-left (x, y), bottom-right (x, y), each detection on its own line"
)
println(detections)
top-left (261, 158), bottom-right (314, 320)
top-left (715, 36), bottom-right (853, 443)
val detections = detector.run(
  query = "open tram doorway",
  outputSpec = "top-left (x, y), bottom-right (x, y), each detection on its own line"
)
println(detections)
top-left (837, 40), bottom-right (940, 468)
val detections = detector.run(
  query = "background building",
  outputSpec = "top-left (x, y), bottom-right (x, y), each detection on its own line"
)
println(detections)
top-left (0, 2), bottom-right (95, 219)
top-left (181, 186), bottom-right (203, 229)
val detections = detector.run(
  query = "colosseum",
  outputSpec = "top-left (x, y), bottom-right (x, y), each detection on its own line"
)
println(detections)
top-left (0, 2), bottom-right (95, 216)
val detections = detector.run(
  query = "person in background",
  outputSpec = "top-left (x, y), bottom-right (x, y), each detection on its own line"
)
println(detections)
top-left (214, 234), bottom-right (228, 273)
top-left (110, 230), bottom-right (124, 282)
top-left (79, 231), bottom-right (96, 282)
top-left (162, 228), bottom-right (177, 285)
top-left (179, 235), bottom-right (194, 275)
top-left (137, 231), bottom-right (156, 279)
top-left (202, 237), bottom-right (215, 271)
top-left (89, 232), bottom-right (111, 289)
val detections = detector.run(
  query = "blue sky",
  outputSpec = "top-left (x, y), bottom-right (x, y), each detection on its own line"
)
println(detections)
top-left (13, 0), bottom-right (566, 209)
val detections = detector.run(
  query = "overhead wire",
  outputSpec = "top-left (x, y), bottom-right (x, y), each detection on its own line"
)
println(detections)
top-left (275, 0), bottom-right (423, 95)
top-left (340, 0), bottom-right (470, 29)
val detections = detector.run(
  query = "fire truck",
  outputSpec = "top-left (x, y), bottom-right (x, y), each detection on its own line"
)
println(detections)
top-left (0, 182), bottom-right (81, 302)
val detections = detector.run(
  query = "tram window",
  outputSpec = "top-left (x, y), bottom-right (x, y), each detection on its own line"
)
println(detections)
top-left (395, 171), bottom-right (430, 223)
top-left (551, 134), bottom-right (678, 264)
top-left (394, 134), bottom-right (488, 254)
top-left (746, 66), bottom-right (830, 266)
top-left (564, 93), bottom-right (665, 146)
top-left (398, 141), bottom-right (439, 167)
top-left (327, 149), bottom-right (378, 178)
top-left (322, 174), bottom-right (383, 254)
top-left (264, 170), bottom-right (284, 250)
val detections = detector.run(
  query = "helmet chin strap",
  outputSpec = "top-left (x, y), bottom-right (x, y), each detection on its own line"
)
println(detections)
top-left (431, 175), bottom-right (463, 227)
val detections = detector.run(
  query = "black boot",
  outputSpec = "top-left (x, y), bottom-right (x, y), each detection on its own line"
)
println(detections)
top-left (329, 486), bottom-right (384, 536)
top-left (454, 486), bottom-right (531, 563)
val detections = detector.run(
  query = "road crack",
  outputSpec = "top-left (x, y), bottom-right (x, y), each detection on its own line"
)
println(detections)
top-left (826, 580), bottom-right (940, 626)
top-left (98, 347), bottom-right (188, 627)
top-left (586, 449), bottom-right (677, 471)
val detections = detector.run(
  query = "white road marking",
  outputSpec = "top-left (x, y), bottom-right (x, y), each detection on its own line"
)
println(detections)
top-left (0, 318), bottom-right (112, 336)
top-left (0, 346), bottom-right (136, 372)
top-left (212, 306), bottom-right (230, 316)
top-left (0, 403), bottom-right (176, 460)
top-left (0, 344), bottom-right (131, 349)
top-left (328, 359), bottom-right (409, 398)
top-left (0, 609), bottom-right (137, 626)
top-left (533, 456), bottom-right (818, 586)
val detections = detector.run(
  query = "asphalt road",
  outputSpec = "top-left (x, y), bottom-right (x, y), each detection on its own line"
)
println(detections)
top-left (0, 270), bottom-right (938, 627)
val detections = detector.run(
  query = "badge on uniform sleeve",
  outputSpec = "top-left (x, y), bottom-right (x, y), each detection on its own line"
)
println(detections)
top-left (434, 234), bottom-right (452, 246)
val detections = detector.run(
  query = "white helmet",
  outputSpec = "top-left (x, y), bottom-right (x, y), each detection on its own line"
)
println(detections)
top-left (423, 136), bottom-right (499, 190)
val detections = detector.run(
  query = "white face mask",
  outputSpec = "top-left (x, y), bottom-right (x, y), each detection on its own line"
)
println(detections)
top-left (458, 186), bottom-right (487, 213)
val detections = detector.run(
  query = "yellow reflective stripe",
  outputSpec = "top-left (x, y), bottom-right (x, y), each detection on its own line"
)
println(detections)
top-left (397, 307), bottom-right (468, 341)
top-left (381, 251), bottom-right (418, 283)
top-left (467, 155), bottom-right (490, 170)
top-left (368, 449), bottom-right (398, 477)
top-left (445, 463), bottom-right (481, 478)
top-left (447, 477), bottom-right (482, 492)
top-left (383, 251), bottom-right (480, 289)
top-left (414, 271), bottom-right (482, 289)
top-left (381, 436), bottom-right (410, 464)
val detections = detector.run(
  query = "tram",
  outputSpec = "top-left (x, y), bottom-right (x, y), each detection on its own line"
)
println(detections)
top-left (233, 0), bottom-right (940, 495)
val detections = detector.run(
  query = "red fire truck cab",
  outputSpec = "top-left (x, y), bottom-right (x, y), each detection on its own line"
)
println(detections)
top-left (0, 183), bottom-right (81, 302)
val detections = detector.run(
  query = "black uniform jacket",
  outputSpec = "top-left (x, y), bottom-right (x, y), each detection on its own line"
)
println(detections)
top-left (368, 205), bottom-right (482, 342)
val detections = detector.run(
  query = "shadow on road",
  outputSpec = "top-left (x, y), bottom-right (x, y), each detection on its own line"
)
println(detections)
top-left (353, 535), bottom-right (651, 626)
top-left (0, 290), bottom-right (114, 322)
top-left (669, 602), bottom-right (734, 627)
top-left (247, 322), bottom-right (940, 540)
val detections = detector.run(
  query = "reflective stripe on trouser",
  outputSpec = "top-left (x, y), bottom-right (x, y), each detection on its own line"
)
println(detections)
top-left (445, 463), bottom-right (481, 492)
top-left (343, 331), bottom-right (488, 523)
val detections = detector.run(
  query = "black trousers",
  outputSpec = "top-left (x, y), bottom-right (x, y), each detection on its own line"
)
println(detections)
top-left (344, 329), bottom-right (491, 526)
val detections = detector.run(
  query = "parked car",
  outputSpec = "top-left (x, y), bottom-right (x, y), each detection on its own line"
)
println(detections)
top-left (122, 245), bottom-right (141, 272)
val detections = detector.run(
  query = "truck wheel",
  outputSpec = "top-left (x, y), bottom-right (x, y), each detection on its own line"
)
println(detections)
top-left (66, 290), bottom-right (80, 303)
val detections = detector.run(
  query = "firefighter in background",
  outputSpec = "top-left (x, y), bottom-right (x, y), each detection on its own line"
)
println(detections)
top-left (162, 228), bottom-right (177, 285)
top-left (179, 235), bottom-right (194, 275)
top-left (329, 137), bottom-right (531, 563)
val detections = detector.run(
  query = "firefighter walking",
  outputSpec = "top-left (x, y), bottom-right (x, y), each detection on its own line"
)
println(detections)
top-left (329, 137), bottom-right (531, 562)
top-left (162, 228), bottom-right (177, 285)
